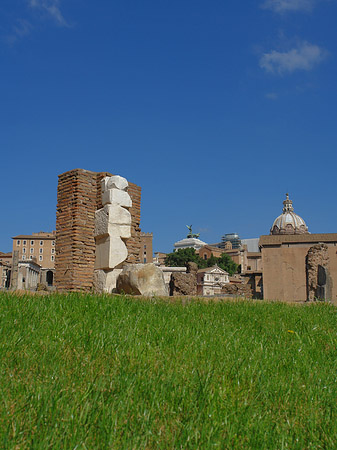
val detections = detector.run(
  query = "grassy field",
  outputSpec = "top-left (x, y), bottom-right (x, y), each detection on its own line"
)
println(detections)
top-left (0, 293), bottom-right (337, 449)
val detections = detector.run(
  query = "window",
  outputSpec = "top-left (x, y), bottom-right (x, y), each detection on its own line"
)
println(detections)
top-left (144, 257), bottom-right (147, 263)
top-left (31, 240), bottom-right (34, 245)
top-left (23, 240), bottom-right (27, 246)
top-left (204, 254), bottom-right (207, 260)
top-left (51, 248), bottom-right (55, 254)
top-left (30, 248), bottom-right (34, 254)
top-left (16, 240), bottom-right (20, 246)
top-left (22, 255), bottom-right (26, 260)
top-left (144, 245), bottom-right (147, 249)
top-left (51, 255), bottom-right (55, 261)
top-left (52, 241), bottom-right (55, 246)
top-left (39, 248), bottom-right (43, 254)
top-left (22, 248), bottom-right (26, 254)
top-left (40, 241), bottom-right (43, 246)
top-left (39, 255), bottom-right (43, 261)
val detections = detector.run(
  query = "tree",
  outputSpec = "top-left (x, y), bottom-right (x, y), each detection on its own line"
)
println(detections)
top-left (164, 248), bottom-right (201, 267)
top-left (164, 248), bottom-right (238, 275)
top-left (217, 253), bottom-right (238, 275)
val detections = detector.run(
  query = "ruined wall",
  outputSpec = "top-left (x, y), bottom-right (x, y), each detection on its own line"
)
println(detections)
top-left (260, 234), bottom-right (337, 303)
top-left (55, 168), bottom-right (141, 291)
top-left (125, 182), bottom-right (141, 264)
top-left (306, 244), bottom-right (332, 301)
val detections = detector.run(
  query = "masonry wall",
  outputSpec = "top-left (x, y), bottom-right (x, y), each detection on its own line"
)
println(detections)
top-left (260, 235), bottom-right (337, 303)
top-left (55, 169), bottom-right (141, 291)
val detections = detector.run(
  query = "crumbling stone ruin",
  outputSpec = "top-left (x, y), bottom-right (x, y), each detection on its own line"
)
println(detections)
top-left (306, 243), bottom-right (332, 301)
top-left (169, 262), bottom-right (198, 296)
top-left (94, 176), bottom-right (133, 292)
top-left (117, 263), bottom-right (168, 296)
top-left (221, 283), bottom-right (252, 298)
top-left (55, 169), bottom-right (141, 292)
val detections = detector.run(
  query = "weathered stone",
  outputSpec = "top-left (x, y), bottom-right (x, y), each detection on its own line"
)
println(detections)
top-left (95, 205), bottom-right (131, 237)
top-left (102, 175), bottom-right (129, 192)
top-left (95, 236), bottom-right (128, 270)
top-left (116, 263), bottom-right (168, 296)
top-left (306, 243), bottom-right (332, 302)
top-left (186, 262), bottom-right (198, 274)
top-left (221, 283), bottom-right (252, 298)
top-left (102, 188), bottom-right (132, 208)
top-left (93, 269), bottom-right (123, 292)
top-left (170, 272), bottom-right (197, 296)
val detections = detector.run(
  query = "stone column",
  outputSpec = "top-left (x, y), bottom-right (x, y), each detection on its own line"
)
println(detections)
top-left (94, 176), bottom-right (132, 292)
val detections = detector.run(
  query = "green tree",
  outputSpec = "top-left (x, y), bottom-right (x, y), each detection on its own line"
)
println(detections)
top-left (164, 248), bottom-right (238, 275)
top-left (164, 248), bottom-right (201, 267)
top-left (217, 253), bottom-right (238, 275)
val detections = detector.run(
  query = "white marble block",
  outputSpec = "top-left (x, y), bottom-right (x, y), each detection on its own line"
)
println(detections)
top-left (95, 235), bottom-right (128, 270)
top-left (101, 175), bottom-right (128, 193)
top-left (95, 205), bottom-right (131, 237)
top-left (93, 269), bottom-right (123, 293)
top-left (102, 188), bottom-right (132, 208)
top-left (94, 174), bottom-right (133, 290)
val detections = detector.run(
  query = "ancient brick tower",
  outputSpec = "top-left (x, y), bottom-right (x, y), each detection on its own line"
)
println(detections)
top-left (54, 169), bottom-right (141, 291)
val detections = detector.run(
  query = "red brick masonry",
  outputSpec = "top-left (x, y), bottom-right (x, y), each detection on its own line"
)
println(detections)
top-left (55, 169), bottom-right (141, 291)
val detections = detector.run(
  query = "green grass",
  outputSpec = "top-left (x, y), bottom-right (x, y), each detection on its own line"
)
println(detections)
top-left (0, 293), bottom-right (337, 449)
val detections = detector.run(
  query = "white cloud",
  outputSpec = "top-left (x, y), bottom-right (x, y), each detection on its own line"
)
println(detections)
top-left (265, 92), bottom-right (279, 100)
top-left (29, 0), bottom-right (68, 26)
top-left (5, 19), bottom-right (33, 45)
top-left (259, 41), bottom-right (327, 74)
top-left (262, 0), bottom-right (317, 13)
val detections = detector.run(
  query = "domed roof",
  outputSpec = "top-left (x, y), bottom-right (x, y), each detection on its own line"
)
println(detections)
top-left (270, 194), bottom-right (309, 235)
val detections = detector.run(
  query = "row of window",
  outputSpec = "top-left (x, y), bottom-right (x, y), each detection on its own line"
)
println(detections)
top-left (22, 255), bottom-right (55, 262)
top-left (16, 240), bottom-right (55, 246)
top-left (22, 248), bottom-right (55, 254)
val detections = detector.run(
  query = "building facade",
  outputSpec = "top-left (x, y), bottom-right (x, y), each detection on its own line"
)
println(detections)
top-left (197, 265), bottom-right (230, 296)
top-left (12, 231), bottom-right (56, 287)
top-left (260, 194), bottom-right (337, 303)
top-left (139, 232), bottom-right (153, 263)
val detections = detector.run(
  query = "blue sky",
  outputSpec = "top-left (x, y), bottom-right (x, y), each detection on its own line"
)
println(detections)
top-left (1, 0), bottom-right (337, 254)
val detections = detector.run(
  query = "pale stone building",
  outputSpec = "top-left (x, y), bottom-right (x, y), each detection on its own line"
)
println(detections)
top-left (0, 252), bottom-right (12, 289)
top-left (16, 260), bottom-right (41, 290)
top-left (260, 194), bottom-right (337, 303)
top-left (197, 265), bottom-right (230, 296)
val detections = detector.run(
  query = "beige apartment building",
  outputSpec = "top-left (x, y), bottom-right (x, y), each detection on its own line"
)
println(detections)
top-left (12, 231), bottom-right (56, 287)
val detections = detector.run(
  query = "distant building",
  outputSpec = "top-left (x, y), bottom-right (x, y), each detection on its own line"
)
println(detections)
top-left (16, 259), bottom-right (41, 290)
top-left (153, 252), bottom-right (167, 266)
top-left (172, 225), bottom-right (207, 252)
top-left (197, 265), bottom-right (230, 296)
top-left (12, 231), bottom-right (56, 287)
top-left (260, 194), bottom-right (337, 303)
top-left (220, 233), bottom-right (241, 249)
top-left (0, 252), bottom-right (12, 289)
top-left (139, 232), bottom-right (153, 264)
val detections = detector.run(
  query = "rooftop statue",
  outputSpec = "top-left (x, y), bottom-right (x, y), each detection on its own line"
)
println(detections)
top-left (186, 225), bottom-right (200, 239)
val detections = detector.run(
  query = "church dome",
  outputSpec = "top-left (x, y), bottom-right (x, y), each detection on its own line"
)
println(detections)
top-left (270, 194), bottom-right (309, 235)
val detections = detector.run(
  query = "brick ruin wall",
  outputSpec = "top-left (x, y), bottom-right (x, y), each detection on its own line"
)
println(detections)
top-left (55, 169), bottom-right (141, 291)
top-left (306, 243), bottom-right (332, 301)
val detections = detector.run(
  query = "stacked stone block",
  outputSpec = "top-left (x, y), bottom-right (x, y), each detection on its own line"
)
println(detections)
top-left (55, 169), bottom-right (142, 291)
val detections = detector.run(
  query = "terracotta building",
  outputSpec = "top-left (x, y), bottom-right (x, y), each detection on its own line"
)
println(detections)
top-left (260, 194), bottom-right (337, 304)
top-left (139, 232), bottom-right (153, 263)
